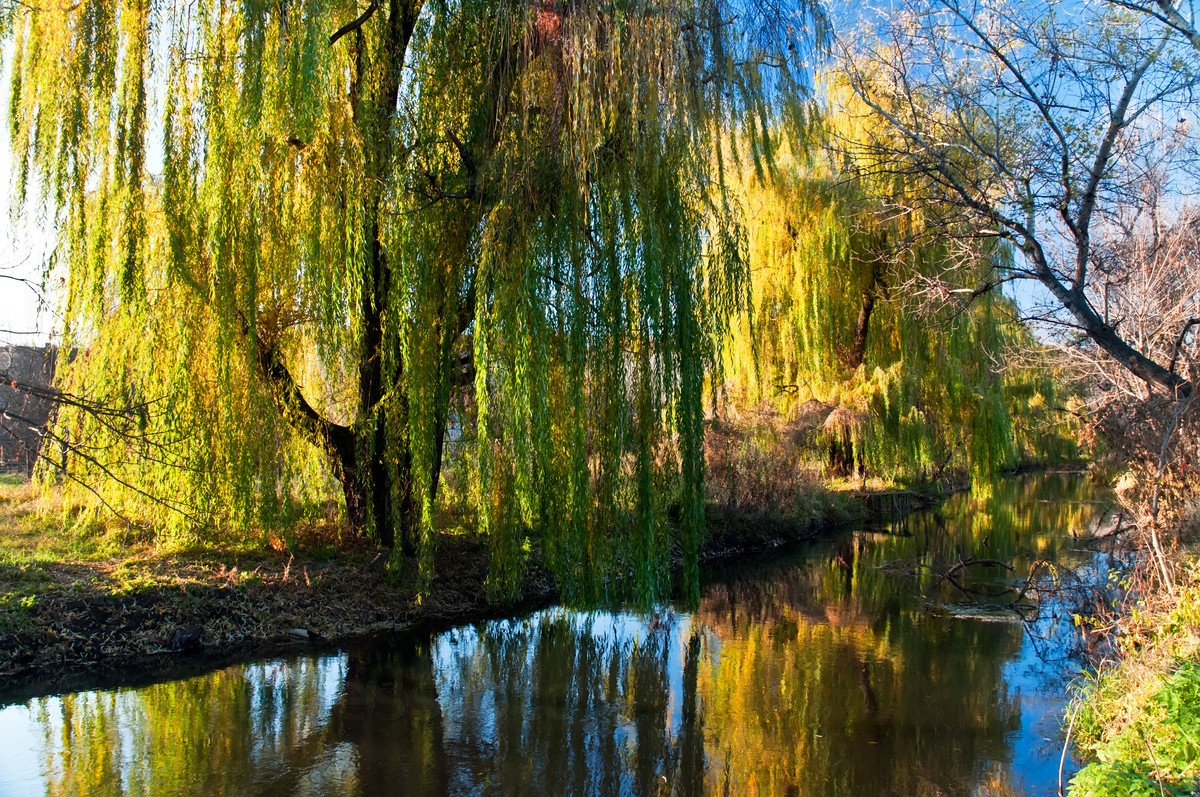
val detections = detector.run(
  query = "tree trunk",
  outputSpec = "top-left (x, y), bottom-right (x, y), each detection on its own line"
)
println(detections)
top-left (846, 259), bottom-right (885, 371)
top-left (828, 432), bottom-right (856, 477)
top-left (266, 0), bottom-right (451, 553)
top-left (1027, 241), bottom-right (1194, 399)
top-left (848, 288), bottom-right (876, 370)
top-left (250, 332), bottom-right (417, 548)
top-left (345, 0), bottom-right (423, 552)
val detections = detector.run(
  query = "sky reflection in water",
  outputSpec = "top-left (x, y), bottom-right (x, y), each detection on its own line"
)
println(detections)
top-left (0, 473), bottom-right (1112, 796)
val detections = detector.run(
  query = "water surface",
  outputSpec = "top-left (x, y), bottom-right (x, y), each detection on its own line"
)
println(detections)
top-left (0, 474), bottom-right (1114, 796)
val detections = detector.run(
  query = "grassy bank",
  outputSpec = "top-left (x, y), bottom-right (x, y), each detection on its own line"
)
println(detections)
top-left (0, 472), bottom-right (552, 693)
top-left (1069, 548), bottom-right (1200, 794)
top-left (0, 469), bottom-right (869, 697)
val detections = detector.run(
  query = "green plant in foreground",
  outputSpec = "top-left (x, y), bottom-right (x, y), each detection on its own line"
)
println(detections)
top-left (1071, 661), bottom-right (1200, 794)
top-left (1070, 573), bottom-right (1200, 795)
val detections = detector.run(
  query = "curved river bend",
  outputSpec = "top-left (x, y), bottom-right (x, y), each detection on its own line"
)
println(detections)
top-left (0, 474), bottom-right (1114, 795)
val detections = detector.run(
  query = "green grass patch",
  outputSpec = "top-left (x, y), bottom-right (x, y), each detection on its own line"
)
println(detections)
top-left (0, 592), bottom-right (37, 635)
top-left (0, 472), bottom-right (29, 488)
top-left (0, 476), bottom-right (379, 614)
top-left (0, 477), bottom-right (136, 563)
top-left (1070, 562), bottom-right (1200, 795)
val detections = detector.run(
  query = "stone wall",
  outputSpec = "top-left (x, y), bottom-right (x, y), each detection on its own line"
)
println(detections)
top-left (0, 345), bottom-right (57, 473)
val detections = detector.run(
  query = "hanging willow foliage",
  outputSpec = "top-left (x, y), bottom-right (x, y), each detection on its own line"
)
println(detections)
top-left (720, 82), bottom-right (1080, 491)
top-left (5, 0), bottom-right (827, 602)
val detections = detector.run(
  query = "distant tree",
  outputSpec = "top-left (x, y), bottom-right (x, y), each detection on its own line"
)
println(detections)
top-left (718, 113), bottom-right (1078, 490)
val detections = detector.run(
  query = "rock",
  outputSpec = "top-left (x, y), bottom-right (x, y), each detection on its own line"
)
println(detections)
top-left (169, 627), bottom-right (203, 652)
top-left (1087, 507), bottom-right (1134, 539)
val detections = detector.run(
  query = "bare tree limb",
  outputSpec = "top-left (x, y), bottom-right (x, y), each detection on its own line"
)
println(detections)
top-left (1168, 318), bottom-right (1200, 375)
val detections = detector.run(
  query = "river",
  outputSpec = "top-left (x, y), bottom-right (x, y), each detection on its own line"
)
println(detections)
top-left (0, 473), bottom-right (1118, 796)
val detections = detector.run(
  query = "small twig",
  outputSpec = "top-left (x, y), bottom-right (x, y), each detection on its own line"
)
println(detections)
top-left (1168, 317), bottom-right (1200, 376)
top-left (1059, 701), bottom-right (1080, 796)
top-left (1140, 725), bottom-right (1167, 797)
top-left (1010, 560), bottom-right (1048, 606)
top-left (943, 557), bottom-right (1015, 580)
top-left (445, 129), bottom-right (478, 199)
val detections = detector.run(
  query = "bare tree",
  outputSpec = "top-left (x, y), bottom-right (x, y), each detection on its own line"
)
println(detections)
top-left (837, 0), bottom-right (1200, 401)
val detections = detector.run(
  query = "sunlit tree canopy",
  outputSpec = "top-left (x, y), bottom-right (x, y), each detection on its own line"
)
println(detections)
top-left (4, 0), bottom-right (828, 601)
top-left (718, 81), bottom-right (1081, 491)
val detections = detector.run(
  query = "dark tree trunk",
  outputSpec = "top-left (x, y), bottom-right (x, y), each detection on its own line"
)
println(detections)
top-left (328, 425), bottom-right (366, 530)
top-left (828, 432), bottom-right (853, 477)
top-left (249, 332), bottom-right (411, 547)
top-left (848, 289), bottom-right (876, 370)
top-left (250, 1), bottom-right (426, 552)
top-left (345, 0), bottom-right (423, 552)
top-left (846, 260), bottom-right (885, 371)
top-left (327, 413), bottom-right (416, 553)
top-left (259, 0), bottom-right (527, 554)
top-left (348, 227), bottom-right (422, 552)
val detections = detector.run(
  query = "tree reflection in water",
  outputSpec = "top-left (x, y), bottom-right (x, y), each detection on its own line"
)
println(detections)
top-left (9, 474), bottom-right (1107, 796)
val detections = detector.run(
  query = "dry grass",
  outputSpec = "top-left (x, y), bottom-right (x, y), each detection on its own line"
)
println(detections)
top-left (700, 413), bottom-right (865, 559)
top-left (704, 411), bottom-right (828, 517)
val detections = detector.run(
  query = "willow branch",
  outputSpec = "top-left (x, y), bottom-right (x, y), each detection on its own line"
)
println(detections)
top-left (329, 0), bottom-right (378, 46)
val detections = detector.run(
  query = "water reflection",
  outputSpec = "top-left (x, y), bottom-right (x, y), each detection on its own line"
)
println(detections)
top-left (0, 474), bottom-right (1109, 796)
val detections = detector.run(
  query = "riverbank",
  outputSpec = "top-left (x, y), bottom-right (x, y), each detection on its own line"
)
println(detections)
top-left (0, 474), bottom-right (880, 699)
top-left (1068, 548), bottom-right (1200, 794)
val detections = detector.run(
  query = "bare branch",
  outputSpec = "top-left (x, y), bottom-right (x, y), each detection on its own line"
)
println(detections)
top-left (1111, 0), bottom-right (1200, 52)
top-left (1169, 318), bottom-right (1200, 374)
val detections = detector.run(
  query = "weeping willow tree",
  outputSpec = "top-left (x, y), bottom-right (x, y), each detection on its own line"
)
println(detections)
top-left (4, 0), bottom-right (827, 600)
top-left (720, 80), bottom-right (1080, 489)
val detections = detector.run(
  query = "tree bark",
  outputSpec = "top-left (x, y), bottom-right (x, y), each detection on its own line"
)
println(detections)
top-left (846, 260), bottom-right (885, 371)
top-left (249, 329), bottom-right (374, 532)
top-left (346, 0), bottom-right (423, 551)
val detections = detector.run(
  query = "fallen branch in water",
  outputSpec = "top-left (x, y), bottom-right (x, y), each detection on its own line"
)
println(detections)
top-left (912, 556), bottom-right (1019, 599)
